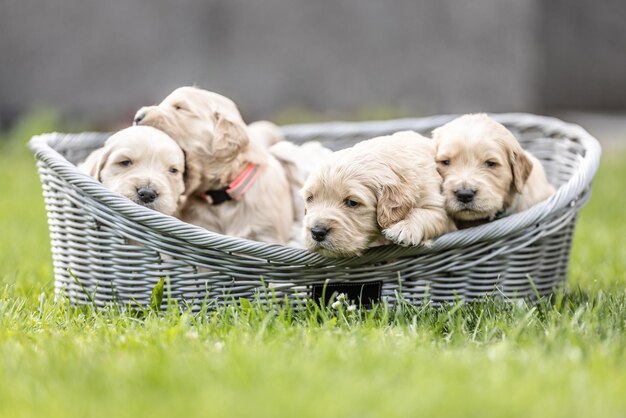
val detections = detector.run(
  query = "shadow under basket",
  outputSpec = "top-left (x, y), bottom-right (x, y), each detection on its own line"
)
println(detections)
top-left (28, 113), bottom-right (601, 310)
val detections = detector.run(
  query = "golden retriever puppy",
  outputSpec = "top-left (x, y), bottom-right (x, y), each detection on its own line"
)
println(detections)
top-left (301, 131), bottom-right (454, 257)
top-left (133, 86), bottom-right (293, 244)
top-left (432, 113), bottom-right (556, 229)
top-left (79, 126), bottom-right (186, 216)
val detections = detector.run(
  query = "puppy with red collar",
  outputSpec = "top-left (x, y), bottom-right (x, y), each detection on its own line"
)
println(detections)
top-left (134, 86), bottom-right (292, 245)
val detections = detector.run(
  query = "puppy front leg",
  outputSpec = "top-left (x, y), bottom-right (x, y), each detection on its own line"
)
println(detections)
top-left (382, 206), bottom-right (453, 247)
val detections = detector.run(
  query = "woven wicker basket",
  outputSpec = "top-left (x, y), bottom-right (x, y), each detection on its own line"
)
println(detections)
top-left (29, 113), bottom-right (601, 309)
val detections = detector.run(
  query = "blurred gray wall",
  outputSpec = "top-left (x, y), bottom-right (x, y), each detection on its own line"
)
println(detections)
top-left (0, 0), bottom-right (624, 126)
top-left (541, 0), bottom-right (626, 109)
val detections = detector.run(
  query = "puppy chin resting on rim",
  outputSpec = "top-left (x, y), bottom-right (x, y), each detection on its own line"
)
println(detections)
top-left (79, 125), bottom-right (186, 217)
top-left (301, 131), bottom-right (454, 258)
top-left (432, 113), bottom-right (555, 229)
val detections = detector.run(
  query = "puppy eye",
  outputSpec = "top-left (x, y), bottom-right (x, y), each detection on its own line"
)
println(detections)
top-left (169, 167), bottom-right (179, 174)
top-left (485, 160), bottom-right (498, 168)
top-left (345, 199), bottom-right (360, 208)
top-left (173, 104), bottom-right (184, 111)
top-left (306, 195), bottom-right (314, 203)
top-left (438, 159), bottom-right (451, 166)
top-left (119, 160), bottom-right (132, 167)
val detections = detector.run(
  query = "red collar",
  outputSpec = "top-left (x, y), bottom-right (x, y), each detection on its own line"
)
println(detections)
top-left (200, 163), bottom-right (261, 205)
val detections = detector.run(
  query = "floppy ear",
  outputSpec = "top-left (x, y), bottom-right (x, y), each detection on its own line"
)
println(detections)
top-left (509, 146), bottom-right (533, 193)
top-left (212, 111), bottom-right (250, 162)
top-left (376, 172), bottom-right (415, 229)
top-left (81, 147), bottom-right (111, 182)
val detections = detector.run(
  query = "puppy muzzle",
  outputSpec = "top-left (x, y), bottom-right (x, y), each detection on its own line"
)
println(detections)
top-left (134, 106), bottom-right (163, 127)
top-left (454, 188), bottom-right (476, 204)
top-left (310, 225), bottom-right (330, 242)
top-left (137, 186), bottom-right (157, 204)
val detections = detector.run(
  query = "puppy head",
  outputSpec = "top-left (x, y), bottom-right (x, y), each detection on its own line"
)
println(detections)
top-left (432, 114), bottom-right (533, 223)
top-left (88, 126), bottom-right (186, 216)
top-left (133, 86), bottom-right (250, 192)
top-left (301, 151), bottom-right (413, 258)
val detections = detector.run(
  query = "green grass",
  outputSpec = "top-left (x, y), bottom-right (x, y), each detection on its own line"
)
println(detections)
top-left (0, 116), bottom-right (625, 418)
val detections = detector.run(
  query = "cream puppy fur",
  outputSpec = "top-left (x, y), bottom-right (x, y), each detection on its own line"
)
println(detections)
top-left (79, 126), bottom-right (186, 216)
top-left (302, 131), bottom-right (453, 257)
top-left (247, 120), bottom-right (285, 148)
top-left (432, 114), bottom-right (556, 229)
top-left (247, 120), bottom-right (332, 231)
top-left (270, 140), bottom-right (334, 223)
top-left (134, 86), bottom-right (292, 244)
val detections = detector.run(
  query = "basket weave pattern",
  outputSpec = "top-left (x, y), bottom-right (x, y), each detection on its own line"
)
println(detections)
top-left (29, 114), bottom-right (601, 309)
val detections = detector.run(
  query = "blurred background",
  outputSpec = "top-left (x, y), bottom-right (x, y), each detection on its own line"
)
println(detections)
top-left (1, 0), bottom-right (625, 142)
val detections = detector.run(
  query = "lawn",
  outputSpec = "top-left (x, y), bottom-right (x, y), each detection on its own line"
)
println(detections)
top-left (0, 115), bottom-right (625, 418)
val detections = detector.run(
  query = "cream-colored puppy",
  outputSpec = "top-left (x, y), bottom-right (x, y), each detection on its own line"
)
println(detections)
top-left (432, 114), bottom-right (556, 229)
top-left (79, 126), bottom-right (186, 216)
top-left (133, 86), bottom-right (293, 244)
top-left (301, 131), bottom-right (453, 257)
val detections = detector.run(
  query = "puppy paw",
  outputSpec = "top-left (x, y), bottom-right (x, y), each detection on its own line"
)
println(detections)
top-left (382, 220), bottom-right (425, 247)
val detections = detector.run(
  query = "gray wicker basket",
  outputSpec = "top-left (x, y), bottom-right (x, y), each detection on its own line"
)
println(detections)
top-left (29, 113), bottom-right (601, 309)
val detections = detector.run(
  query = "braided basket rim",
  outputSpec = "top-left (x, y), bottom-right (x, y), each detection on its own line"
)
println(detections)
top-left (28, 113), bottom-right (601, 267)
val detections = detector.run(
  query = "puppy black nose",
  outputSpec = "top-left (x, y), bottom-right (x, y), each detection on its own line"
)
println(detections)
top-left (137, 187), bottom-right (157, 204)
top-left (311, 226), bottom-right (329, 242)
top-left (134, 111), bottom-right (146, 125)
top-left (455, 188), bottom-right (476, 203)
